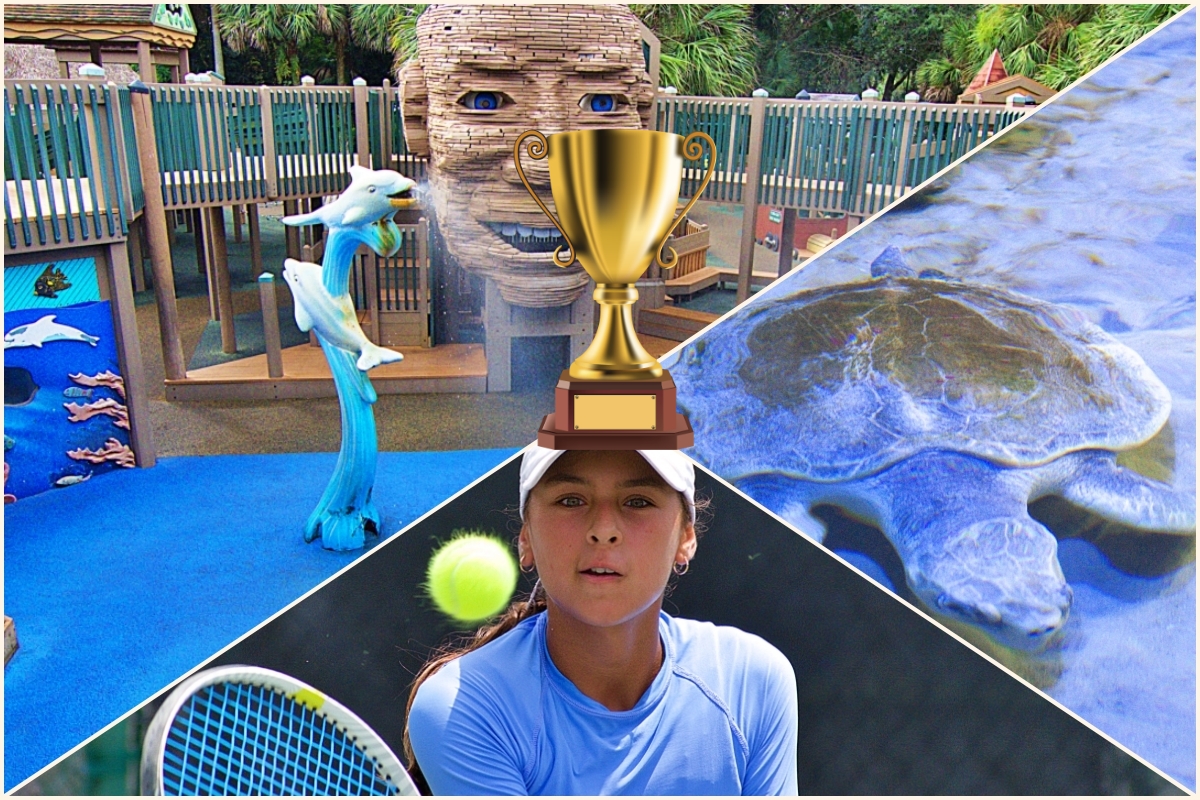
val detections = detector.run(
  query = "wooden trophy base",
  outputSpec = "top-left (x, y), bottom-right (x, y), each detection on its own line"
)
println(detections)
top-left (537, 370), bottom-right (694, 450)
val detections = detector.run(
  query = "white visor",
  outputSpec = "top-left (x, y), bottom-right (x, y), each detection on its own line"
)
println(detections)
top-left (519, 445), bottom-right (696, 522)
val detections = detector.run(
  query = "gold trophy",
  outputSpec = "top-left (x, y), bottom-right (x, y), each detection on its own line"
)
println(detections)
top-left (515, 128), bottom-right (716, 449)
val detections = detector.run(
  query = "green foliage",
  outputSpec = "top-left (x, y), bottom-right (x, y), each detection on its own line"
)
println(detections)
top-left (916, 4), bottom-right (1188, 100)
top-left (755, 5), bottom-right (972, 99)
top-left (351, 5), bottom-right (426, 74)
top-left (632, 4), bottom-right (758, 96)
top-left (215, 4), bottom-right (423, 85)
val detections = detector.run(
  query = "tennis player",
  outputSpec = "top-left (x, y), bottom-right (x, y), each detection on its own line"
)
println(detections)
top-left (405, 447), bottom-right (798, 795)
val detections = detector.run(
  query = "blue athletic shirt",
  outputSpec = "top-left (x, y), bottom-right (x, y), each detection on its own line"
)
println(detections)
top-left (407, 610), bottom-right (798, 795)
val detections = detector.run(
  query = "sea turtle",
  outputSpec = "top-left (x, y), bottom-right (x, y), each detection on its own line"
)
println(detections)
top-left (671, 248), bottom-right (1195, 649)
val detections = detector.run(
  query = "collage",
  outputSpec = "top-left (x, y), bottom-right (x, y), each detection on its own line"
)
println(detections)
top-left (3, 3), bottom-right (1195, 796)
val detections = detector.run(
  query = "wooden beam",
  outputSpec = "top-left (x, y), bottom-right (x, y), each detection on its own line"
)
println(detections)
top-left (128, 84), bottom-right (186, 380)
top-left (777, 206), bottom-right (797, 277)
top-left (736, 95), bottom-right (767, 303)
top-left (247, 203), bottom-right (263, 275)
top-left (354, 83), bottom-right (370, 167)
top-left (136, 40), bottom-right (152, 82)
top-left (209, 207), bottom-right (237, 353)
top-left (259, 273), bottom-right (284, 378)
top-left (104, 241), bottom-right (157, 467)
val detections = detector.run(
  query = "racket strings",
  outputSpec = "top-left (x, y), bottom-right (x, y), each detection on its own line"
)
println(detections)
top-left (160, 681), bottom-right (401, 796)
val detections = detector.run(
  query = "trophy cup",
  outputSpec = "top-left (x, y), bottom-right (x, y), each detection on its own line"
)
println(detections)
top-left (514, 128), bottom-right (716, 449)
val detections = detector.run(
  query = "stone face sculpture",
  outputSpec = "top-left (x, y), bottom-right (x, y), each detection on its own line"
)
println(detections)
top-left (399, 4), bottom-right (655, 308)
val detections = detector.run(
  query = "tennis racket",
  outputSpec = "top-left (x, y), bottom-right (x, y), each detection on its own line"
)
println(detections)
top-left (140, 665), bottom-right (419, 796)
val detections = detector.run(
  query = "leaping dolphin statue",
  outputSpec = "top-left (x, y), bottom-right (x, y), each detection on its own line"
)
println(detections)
top-left (282, 259), bottom-right (403, 372)
top-left (282, 165), bottom-right (417, 229)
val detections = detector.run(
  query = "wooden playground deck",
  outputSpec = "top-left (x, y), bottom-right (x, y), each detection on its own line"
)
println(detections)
top-left (165, 342), bottom-right (487, 401)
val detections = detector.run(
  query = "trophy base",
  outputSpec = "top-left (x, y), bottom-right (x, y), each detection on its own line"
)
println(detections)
top-left (536, 371), bottom-right (694, 450)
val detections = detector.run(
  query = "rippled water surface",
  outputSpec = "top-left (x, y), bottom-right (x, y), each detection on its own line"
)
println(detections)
top-left (670, 11), bottom-right (1195, 788)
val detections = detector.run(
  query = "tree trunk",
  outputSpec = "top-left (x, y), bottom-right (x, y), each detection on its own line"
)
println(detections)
top-left (336, 37), bottom-right (346, 85)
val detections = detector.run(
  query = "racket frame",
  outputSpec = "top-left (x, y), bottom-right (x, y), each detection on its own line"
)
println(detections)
top-left (140, 665), bottom-right (418, 796)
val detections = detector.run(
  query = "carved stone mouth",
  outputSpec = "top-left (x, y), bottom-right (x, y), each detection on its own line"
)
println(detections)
top-left (485, 222), bottom-right (566, 253)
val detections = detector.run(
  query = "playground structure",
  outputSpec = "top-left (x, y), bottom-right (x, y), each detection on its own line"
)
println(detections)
top-left (4, 70), bottom-right (1027, 465)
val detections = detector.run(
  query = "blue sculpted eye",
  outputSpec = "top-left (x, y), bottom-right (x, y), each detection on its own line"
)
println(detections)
top-left (587, 94), bottom-right (616, 112)
top-left (460, 91), bottom-right (503, 111)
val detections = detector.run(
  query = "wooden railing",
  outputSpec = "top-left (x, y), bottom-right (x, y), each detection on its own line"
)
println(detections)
top-left (4, 81), bottom-right (134, 252)
top-left (658, 94), bottom-right (1025, 217)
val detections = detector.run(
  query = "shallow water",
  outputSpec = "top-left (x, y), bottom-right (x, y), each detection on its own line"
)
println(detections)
top-left (669, 10), bottom-right (1196, 788)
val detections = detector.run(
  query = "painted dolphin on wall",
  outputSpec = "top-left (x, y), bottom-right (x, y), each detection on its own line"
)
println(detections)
top-left (3, 315), bottom-right (99, 349)
top-left (282, 258), bottom-right (404, 372)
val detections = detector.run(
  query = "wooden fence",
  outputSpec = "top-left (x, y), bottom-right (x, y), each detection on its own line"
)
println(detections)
top-left (4, 81), bottom-right (136, 253)
top-left (657, 94), bottom-right (1025, 217)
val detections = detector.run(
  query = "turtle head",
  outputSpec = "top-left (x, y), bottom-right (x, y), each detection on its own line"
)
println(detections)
top-left (909, 517), bottom-right (1073, 650)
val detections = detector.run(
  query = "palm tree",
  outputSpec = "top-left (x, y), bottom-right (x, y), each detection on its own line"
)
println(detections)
top-left (916, 13), bottom-right (984, 101)
top-left (1039, 4), bottom-right (1186, 88)
top-left (632, 4), bottom-right (758, 96)
top-left (217, 4), bottom-right (321, 85)
top-left (351, 5), bottom-right (426, 76)
top-left (917, 4), bottom-right (1187, 100)
top-left (970, 4), bottom-right (1092, 81)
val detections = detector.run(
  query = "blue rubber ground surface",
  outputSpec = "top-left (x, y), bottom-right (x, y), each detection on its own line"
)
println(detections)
top-left (3, 448), bottom-right (518, 790)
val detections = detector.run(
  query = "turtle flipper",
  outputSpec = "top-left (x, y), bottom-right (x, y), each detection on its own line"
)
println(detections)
top-left (735, 474), bottom-right (828, 542)
top-left (872, 452), bottom-right (1072, 649)
top-left (1054, 451), bottom-right (1195, 534)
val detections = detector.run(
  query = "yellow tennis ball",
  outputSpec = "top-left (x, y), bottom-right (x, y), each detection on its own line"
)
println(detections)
top-left (426, 532), bottom-right (519, 623)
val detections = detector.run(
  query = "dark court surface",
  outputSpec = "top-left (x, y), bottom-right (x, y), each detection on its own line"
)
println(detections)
top-left (97, 460), bottom-right (1177, 795)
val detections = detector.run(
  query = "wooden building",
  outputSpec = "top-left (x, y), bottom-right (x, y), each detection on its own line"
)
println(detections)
top-left (958, 49), bottom-right (1055, 106)
top-left (4, 4), bottom-right (197, 83)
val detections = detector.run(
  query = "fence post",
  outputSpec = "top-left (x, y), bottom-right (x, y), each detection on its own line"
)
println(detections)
top-left (128, 81), bottom-right (187, 380)
top-left (354, 80), bottom-right (370, 167)
top-left (259, 86), bottom-right (278, 198)
top-left (208, 207), bottom-right (237, 353)
top-left (381, 79), bottom-right (394, 169)
top-left (418, 218), bottom-right (431, 347)
top-left (736, 94), bottom-right (766, 303)
top-left (363, 249), bottom-right (381, 345)
top-left (895, 105), bottom-right (916, 198)
top-left (776, 207), bottom-right (796, 277)
top-left (259, 273), bottom-right (284, 378)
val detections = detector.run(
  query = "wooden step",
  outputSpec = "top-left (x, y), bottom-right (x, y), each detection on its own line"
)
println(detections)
top-left (166, 343), bottom-right (487, 401)
top-left (665, 266), bottom-right (721, 297)
top-left (638, 306), bottom-right (719, 342)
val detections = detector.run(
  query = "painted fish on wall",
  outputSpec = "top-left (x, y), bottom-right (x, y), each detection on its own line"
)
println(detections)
top-left (33, 265), bottom-right (71, 299)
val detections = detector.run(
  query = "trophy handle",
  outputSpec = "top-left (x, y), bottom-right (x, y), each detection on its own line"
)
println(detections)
top-left (513, 131), bottom-right (576, 269)
top-left (654, 131), bottom-right (717, 271)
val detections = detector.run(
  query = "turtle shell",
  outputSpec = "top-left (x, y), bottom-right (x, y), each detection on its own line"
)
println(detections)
top-left (674, 276), bottom-right (1171, 482)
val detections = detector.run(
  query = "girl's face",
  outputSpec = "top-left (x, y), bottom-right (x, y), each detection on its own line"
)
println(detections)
top-left (519, 451), bottom-right (696, 630)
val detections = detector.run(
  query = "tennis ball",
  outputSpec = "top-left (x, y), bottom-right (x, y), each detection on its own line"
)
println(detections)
top-left (426, 532), bottom-right (519, 623)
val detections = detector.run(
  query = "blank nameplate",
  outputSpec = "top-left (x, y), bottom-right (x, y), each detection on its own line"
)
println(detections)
top-left (573, 394), bottom-right (656, 430)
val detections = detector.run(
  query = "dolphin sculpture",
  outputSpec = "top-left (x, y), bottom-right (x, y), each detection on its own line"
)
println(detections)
top-left (282, 258), bottom-right (403, 372)
top-left (276, 165), bottom-right (420, 551)
top-left (282, 165), bottom-right (417, 230)
top-left (4, 315), bottom-right (99, 349)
